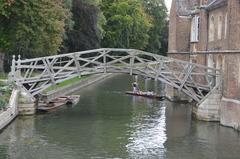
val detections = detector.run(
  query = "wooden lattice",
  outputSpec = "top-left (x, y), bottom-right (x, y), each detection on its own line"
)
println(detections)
top-left (9, 48), bottom-right (222, 103)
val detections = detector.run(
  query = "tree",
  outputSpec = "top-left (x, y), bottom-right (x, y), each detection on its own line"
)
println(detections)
top-left (60, 0), bottom-right (74, 53)
top-left (101, 0), bottom-right (152, 49)
top-left (65, 0), bottom-right (105, 52)
top-left (141, 0), bottom-right (168, 55)
top-left (0, 0), bottom-right (70, 58)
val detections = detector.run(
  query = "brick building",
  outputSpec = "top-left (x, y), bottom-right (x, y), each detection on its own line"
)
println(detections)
top-left (168, 0), bottom-right (240, 130)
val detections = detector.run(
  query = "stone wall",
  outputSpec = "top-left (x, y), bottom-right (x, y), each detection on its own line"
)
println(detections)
top-left (193, 87), bottom-right (221, 121)
top-left (221, 98), bottom-right (240, 131)
top-left (228, 0), bottom-right (240, 49)
top-left (0, 89), bottom-right (19, 131)
top-left (220, 53), bottom-right (240, 130)
top-left (176, 18), bottom-right (191, 52)
top-left (224, 2), bottom-right (240, 122)
top-left (207, 6), bottom-right (228, 50)
top-left (168, 0), bottom-right (177, 52)
top-left (169, 54), bottom-right (190, 61)
top-left (168, 0), bottom-right (191, 52)
top-left (18, 92), bottom-right (36, 116)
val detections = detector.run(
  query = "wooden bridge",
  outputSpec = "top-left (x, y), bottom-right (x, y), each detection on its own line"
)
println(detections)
top-left (9, 48), bottom-right (222, 104)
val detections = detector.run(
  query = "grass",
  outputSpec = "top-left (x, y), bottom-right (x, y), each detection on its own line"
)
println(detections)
top-left (113, 63), bottom-right (125, 67)
top-left (45, 75), bottom-right (89, 92)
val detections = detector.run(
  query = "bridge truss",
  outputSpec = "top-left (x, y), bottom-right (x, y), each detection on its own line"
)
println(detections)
top-left (9, 48), bottom-right (221, 103)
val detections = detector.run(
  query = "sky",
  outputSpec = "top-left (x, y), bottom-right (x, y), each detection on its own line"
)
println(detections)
top-left (165, 0), bottom-right (172, 12)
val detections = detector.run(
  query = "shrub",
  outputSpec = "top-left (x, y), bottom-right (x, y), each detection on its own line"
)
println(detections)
top-left (0, 98), bottom-right (6, 110)
top-left (0, 83), bottom-right (12, 111)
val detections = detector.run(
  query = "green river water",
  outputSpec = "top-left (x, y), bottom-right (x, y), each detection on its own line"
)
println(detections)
top-left (0, 74), bottom-right (240, 159)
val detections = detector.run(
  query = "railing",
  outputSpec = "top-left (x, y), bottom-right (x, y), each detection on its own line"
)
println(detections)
top-left (9, 48), bottom-right (222, 103)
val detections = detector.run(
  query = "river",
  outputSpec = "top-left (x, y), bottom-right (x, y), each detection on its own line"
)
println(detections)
top-left (0, 74), bottom-right (240, 159)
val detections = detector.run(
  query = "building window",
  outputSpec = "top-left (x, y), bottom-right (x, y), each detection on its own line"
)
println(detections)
top-left (191, 15), bottom-right (200, 42)
top-left (209, 16), bottom-right (215, 42)
top-left (218, 15), bottom-right (222, 40)
top-left (224, 13), bottom-right (228, 39)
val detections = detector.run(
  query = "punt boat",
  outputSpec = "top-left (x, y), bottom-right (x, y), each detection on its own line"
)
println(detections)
top-left (125, 91), bottom-right (165, 100)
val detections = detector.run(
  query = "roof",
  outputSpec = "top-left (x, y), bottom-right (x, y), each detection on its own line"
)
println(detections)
top-left (175, 0), bottom-right (227, 16)
top-left (206, 0), bottom-right (227, 10)
top-left (175, 0), bottom-right (199, 16)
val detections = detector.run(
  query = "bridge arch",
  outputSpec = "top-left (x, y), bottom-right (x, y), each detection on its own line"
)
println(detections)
top-left (9, 48), bottom-right (221, 103)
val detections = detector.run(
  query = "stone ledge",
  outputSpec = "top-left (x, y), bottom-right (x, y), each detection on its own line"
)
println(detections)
top-left (18, 92), bottom-right (36, 116)
top-left (192, 105), bottom-right (220, 121)
top-left (220, 99), bottom-right (240, 131)
top-left (193, 88), bottom-right (221, 122)
top-left (0, 89), bottom-right (19, 131)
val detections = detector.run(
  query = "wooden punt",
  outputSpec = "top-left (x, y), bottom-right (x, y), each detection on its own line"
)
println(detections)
top-left (65, 95), bottom-right (80, 105)
top-left (37, 95), bottom-right (80, 112)
top-left (125, 91), bottom-right (165, 100)
top-left (37, 102), bottom-right (66, 112)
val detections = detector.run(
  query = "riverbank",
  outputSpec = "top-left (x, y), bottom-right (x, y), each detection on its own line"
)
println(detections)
top-left (0, 73), bottom-right (113, 131)
top-left (41, 73), bottom-right (112, 102)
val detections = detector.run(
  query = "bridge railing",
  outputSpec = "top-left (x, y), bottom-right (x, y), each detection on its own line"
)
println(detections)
top-left (9, 48), bottom-right (221, 103)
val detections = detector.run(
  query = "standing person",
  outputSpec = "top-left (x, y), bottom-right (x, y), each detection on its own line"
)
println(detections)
top-left (132, 82), bottom-right (140, 93)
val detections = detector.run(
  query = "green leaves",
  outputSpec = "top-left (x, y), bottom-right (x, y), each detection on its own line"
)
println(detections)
top-left (101, 0), bottom-right (152, 49)
top-left (100, 0), bottom-right (168, 54)
top-left (0, 0), bottom-right (168, 61)
top-left (65, 0), bottom-right (103, 52)
top-left (0, 82), bottom-right (13, 110)
top-left (0, 0), bottom-right (70, 57)
top-left (141, 0), bottom-right (168, 55)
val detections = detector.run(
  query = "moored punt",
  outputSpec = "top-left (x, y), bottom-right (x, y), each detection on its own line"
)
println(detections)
top-left (65, 95), bottom-right (80, 105)
top-left (125, 91), bottom-right (165, 100)
top-left (37, 95), bottom-right (80, 112)
top-left (37, 102), bottom-right (66, 112)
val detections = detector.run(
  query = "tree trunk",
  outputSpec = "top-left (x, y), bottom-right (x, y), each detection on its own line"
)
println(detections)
top-left (0, 53), bottom-right (4, 73)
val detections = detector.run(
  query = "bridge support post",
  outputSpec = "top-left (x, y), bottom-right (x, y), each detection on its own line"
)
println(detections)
top-left (18, 91), bottom-right (37, 115)
top-left (192, 88), bottom-right (221, 121)
top-left (165, 86), bottom-right (191, 102)
top-left (103, 53), bottom-right (107, 74)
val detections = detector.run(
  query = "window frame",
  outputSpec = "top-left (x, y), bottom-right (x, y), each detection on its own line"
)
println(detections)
top-left (191, 15), bottom-right (200, 43)
top-left (209, 15), bottom-right (215, 42)
top-left (218, 15), bottom-right (223, 40)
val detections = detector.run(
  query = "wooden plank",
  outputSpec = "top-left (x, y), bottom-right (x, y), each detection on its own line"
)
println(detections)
top-left (179, 65), bottom-right (194, 90)
top-left (72, 53), bottom-right (81, 77)
top-left (129, 56), bottom-right (135, 76)
top-left (42, 58), bottom-right (56, 85)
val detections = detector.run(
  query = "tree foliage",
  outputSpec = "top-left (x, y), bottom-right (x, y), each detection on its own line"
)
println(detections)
top-left (141, 0), bottom-right (168, 55)
top-left (0, 0), bottom-right (169, 61)
top-left (101, 0), bottom-right (152, 49)
top-left (0, 0), bottom-right (70, 58)
top-left (65, 0), bottom-right (105, 52)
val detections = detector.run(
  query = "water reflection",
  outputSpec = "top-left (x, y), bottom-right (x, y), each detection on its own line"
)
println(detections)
top-left (0, 116), bottom-right (79, 159)
top-left (0, 75), bottom-right (240, 159)
top-left (127, 97), bottom-right (167, 158)
top-left (165, 102), bottom-right (240, 159)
